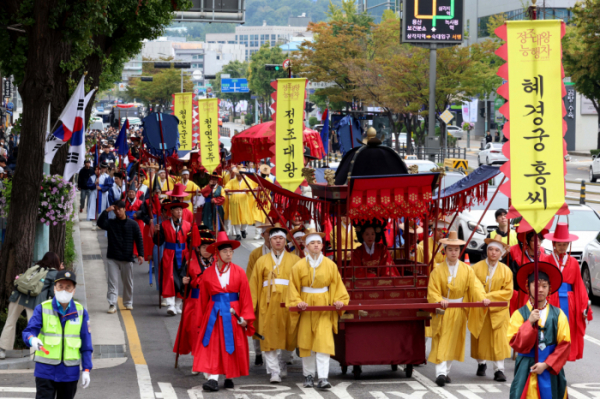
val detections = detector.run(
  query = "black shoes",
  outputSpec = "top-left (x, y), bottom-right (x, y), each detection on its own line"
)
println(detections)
top-left (494, 370), bottom-right (507, 382)
top-left (224, 379), bottom-right (234, 389)
top-left (435, 375), bottom-right (446, 387)
top-left (241, 230), bottom-right (247, 239)
top-left (234, 234), bottom-right (242, 241)
top-left (255, 354), bottom-right (263, 366)
top-left (203, 380), bottom-right (219, 392)
top-left (476, 363), bottom-right (487, 376)
top-left (446, 375), bottom-right (451, 384)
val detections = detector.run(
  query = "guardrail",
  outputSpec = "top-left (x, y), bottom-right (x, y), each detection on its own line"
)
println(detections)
top-left (565, 179), bottom-right (600, 205)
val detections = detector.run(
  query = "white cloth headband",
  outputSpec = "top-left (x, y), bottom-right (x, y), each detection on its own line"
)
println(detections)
top-left (181, 170), bottom-right (190, 175)
top-left (487, 241), bottom-right (506, 255)
top-left (293, 231), bottom-right (306, 239)
top-left (270, 231), bottom-right (287, 239)
top-left (158, 170), bottom-right (165, 174)
top-left (305, 234), bottom-right (322, 244)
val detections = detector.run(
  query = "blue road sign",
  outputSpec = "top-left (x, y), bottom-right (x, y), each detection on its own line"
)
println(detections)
top-left (221, 78), bottom-right (249, 93)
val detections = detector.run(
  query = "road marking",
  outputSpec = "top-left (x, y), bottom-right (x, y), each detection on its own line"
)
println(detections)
top-left (361, 381), bottom-right (427, 390)
top-left (118, 297), bottom-right (154, 399)
top-left (457, 391), bottom-right (484, 399)
top-left (296, 383), bottom-right (325, 398)
top-left (157, 382), bottom-right (178, 399)
top-left (0, 387), bottom-right (36, 392)
top-left (371, 392), bottom-right (428, 398)
top-left (457, 385), bottom-right (484, 393)
top-left (411, 371), bottom-right (458, 399)
top-left (569, 388), bottom-right (592, 399)
top-left (584, 334), bottom-right (600, 347)
top-left (329, 382), bottom-right (353, 399)
top-left (188, 389), bottom-right (204, 399)
top-left (480, 385), bottom-right (501, 393)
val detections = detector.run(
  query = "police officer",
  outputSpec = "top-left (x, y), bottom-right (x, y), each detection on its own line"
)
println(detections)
top-left (23, 270), bottom-right (93, 398)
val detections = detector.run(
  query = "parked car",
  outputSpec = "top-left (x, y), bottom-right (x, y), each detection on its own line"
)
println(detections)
top-left (546, 205), bottom-right (600, 268)
top-left (590, 153), bottom-right (600, 182)
top-left (449, 188), bottom-right (511, 263)
top-left (403, 159), bottom-right (438, 173)
top-left (220, 136), bottom-right (231, 153)
top-left (446, 125), bottom-right (465, 139)
top-left (391, 133), bottom-right (416, 149)
top-left (478, 143), bottom-right (507, 166)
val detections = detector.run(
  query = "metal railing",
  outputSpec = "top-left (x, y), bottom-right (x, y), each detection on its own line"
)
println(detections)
top-left (565, 179), bottom-right (600, 205)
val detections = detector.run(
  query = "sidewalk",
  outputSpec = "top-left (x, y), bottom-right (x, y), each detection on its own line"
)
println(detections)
top-left (1, 202), bottom-right (127, 370)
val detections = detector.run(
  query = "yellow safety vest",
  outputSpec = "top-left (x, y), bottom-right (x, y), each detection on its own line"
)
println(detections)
top-left (490, 229), bottom-right (518, 247)
top-left (35, 300), bottom-right (83, 366)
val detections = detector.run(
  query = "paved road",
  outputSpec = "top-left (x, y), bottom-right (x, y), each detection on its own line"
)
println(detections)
top-left (3, 222), bottom-right (600, 399)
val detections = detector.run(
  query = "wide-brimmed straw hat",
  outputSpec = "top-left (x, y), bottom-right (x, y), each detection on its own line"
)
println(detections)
top-left (303, 228), bottom-right (326, 243)
top-left (438, 231), bottom-right (466, 246)
top-left (259, 164), bottom-right (271, 175)
top-left (515, 261), bottom-right (563, 294)
top-left (264, 222), bottom-right (289, 237)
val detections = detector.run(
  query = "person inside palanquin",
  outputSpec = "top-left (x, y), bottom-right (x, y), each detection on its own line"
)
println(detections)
top-left (350, 220), bottom-right (397, 278)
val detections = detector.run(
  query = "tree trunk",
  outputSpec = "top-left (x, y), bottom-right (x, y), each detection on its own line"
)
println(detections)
top-left (0, 0), bottom-right (66, 308)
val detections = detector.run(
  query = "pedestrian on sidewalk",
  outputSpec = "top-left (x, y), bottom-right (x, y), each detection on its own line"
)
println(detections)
top-left (97, 200), bottom-right (144, 314)
top-left (485, 131), bottom-right (492, 144)
top-left (77, 160), bottom-right (94, 214)
top-left (22, 270), bottom-right (93, 399)
top-left (0, 252), bottom-right (62, 360)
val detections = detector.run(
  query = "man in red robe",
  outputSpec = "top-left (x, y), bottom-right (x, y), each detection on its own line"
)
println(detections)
top-left (541, 222), bottom-right (593, 361)
top-left (124, 183), bottom-right (148, 257)
top-left (508, 230), bottom-right (546, 316)
top-left (174, 226), bottom-right (215, 374)
top-left (195, 232), bottom-right (255, 392)
top-left (154, 201), bottom-right (191, 316)
top-left (167, 183), bottom-right (194, 225)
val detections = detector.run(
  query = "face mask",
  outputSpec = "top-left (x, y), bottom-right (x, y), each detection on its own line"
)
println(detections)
top-left (55, 289), bottom-right (74, 304)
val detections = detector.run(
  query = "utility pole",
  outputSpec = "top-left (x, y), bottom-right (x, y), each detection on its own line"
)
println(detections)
top-left (426, 43), bottom-right (439, 162)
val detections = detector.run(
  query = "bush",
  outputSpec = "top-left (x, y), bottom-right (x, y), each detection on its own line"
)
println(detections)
top-left (64, 219), bottom-right (76, 269)
top-left (0, 309), bottom-right (28, 350)
top-left (591, 149), bottom-right (600, 157)
top-left (244, 113), bottom-right (254, 126)
top-left (308, 116), bottom-right (319, 128)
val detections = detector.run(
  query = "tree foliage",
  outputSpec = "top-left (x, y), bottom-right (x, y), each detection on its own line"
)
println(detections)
top-left (563, 0), bottom-right (600, 148)
top-left (126, 64), bottom-right (194, 109)
top-left (247, 44), bottom-right (287, 119)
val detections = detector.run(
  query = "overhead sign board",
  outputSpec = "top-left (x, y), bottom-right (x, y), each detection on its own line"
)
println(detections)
top-left (402, 0), bottom-right (464, 44)
top-left (221, 78), bottom-right (249, 93)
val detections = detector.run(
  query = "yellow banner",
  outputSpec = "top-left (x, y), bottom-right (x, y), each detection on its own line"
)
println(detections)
top-left (198, 98), bottom-right (220, 174)
top-left (275, 78), bottom-right (307, 192)
top-left (507, 20), bottom-right (565, 232)
top-left (173, 93), bottom-right (193, 152)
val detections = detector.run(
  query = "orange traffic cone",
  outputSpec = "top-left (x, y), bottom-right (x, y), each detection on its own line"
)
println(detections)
top-left (464, 253), bottom-right (471, 266)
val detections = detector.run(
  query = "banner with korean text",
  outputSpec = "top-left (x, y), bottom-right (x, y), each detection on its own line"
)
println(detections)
top-left (198, 98), bottom-right (220, 174)
top-left (173, 93), bottom-right (194, 152)
top-left (275, 78), bottom-right (307, 192)
top-left (495, 20), bottom-right (568, 233)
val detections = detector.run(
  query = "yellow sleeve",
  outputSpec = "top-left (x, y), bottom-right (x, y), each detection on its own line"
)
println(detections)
top-left (507, 308), bottom-right (526, 341)
top-left (427, 267), bottom-right (444, 303)
top-left (246, 249), bottom-right (258, 280)
top-left (249, 258), bottom-right (262, 311)
top-left (416, 242), bottom-right (424, 263)
top-left (467, 266), bottom-right (487, 303)
top-left (286, 261), bottom-right (304, 308)
top-left (556, 309), bottom-right (571, 344)
top-left (486, 265), bottom-right (514, 303)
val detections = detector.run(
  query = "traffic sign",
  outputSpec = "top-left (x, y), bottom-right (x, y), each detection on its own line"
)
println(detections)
top-left (440, 109), bottom-right (454, 124)
top-left (283, 59), bottom-right (290, 70)
top-left (402, 0), bottom-right (464, 44)
top-left (221, 78), bottom-right (249, 93)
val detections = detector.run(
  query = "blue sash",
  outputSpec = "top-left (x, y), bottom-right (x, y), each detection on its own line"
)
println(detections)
top-left (558, 283), bottom-right (572, 320)
top-left (191, 288), bottom-right (200, 299)
top-left (202, 293), bottom-right (240, 354)
top-left (520, 344), bottom-right (556, 399)
top-left (164, 242), bottom-right (186, 269)
top-left (126, 211), bottom-right (136, 219)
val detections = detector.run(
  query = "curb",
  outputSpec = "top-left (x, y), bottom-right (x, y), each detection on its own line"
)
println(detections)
top-left (0, 350), bottom-right (33, 370)
top-left (71, 212), bottom-right (87, 309)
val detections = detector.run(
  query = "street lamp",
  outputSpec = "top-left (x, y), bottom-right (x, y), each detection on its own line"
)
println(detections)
top-left (181, 69), bottom-right (203, 93)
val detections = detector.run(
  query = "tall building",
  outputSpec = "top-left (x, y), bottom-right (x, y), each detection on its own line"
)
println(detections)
top-left (356, 0), bottom-right (399, 23)
top-left (206, 18), bottom-right (313, 61)
top-left (121, 54), bottom-right (143, 82)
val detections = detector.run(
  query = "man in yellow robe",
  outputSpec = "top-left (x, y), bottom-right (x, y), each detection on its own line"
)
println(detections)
top-left (417, 217), bottom-right (449, 266)
top-left (155, 169), bottom-right (176, 200)
top-left (330, 216), bottom-right (358, 262)
top-left (221, 167), bottom-right (232, 234)
top-left (469, 236), bottom-right (513, 382)
top-left (249, 164), bottom-right (272, 240)
top-left (179, 167), bottom-right (200, 211)
top-left (224, 167), bottom-right (254, 240)
top-left (427, 231), bottom-right (487, 387)
top-left (287, 229), bottom-right (349, 390)
top-left (250, 224), bottom-right (301, 383)
top-left (246, 225), bottom-right (272, 366)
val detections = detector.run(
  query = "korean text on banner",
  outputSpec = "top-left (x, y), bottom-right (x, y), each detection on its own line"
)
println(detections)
top-left (174, 93), bottom-right (194, 151)
top-left (502, 20), bottom-right (566, 233)
top-left (198, 98), bottom-right (220, 174)
top-left (275, 78), bottom-right (307, 192)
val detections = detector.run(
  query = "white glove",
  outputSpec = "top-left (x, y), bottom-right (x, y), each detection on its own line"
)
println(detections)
top-left (29, 337), bottom-right (43, 352)
top-left (237, 316), bottom-right (245, 325)
top-left (81, 371), bottom-right (90, 389)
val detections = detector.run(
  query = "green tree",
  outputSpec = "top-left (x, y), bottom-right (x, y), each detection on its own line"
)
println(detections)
top-left (563, 0), bottom-right (600, 148)
top-left (247, 44), bottom-right (287, 119)
top-left (0, 0), bottom-right (190, 305)
top-left (126, 65), bottom-right (194, 110)
top-left (210, 60), bottom-right (251, 120)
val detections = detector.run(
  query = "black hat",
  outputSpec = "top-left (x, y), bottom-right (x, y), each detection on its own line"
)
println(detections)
top-left (304, 146), bottom-right (318, 160)
top-left (54, 270), bottom-right (77, 286)
top-left (100, 162), bottom-right (109, 169)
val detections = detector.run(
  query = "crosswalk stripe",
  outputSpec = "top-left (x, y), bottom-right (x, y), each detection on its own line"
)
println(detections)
top-left (457, 390), bottom-right (484, 399)
top-left (584, 335), bottom-right (600, 347)
top-left (0, 388), bottom-right (36, 392)
top-left (568, 388), bottom-right (592, 399)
